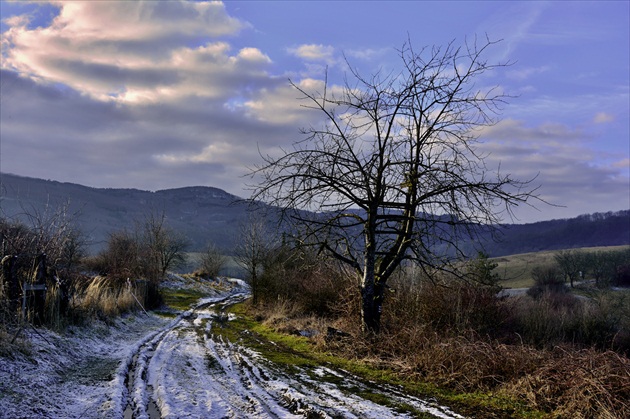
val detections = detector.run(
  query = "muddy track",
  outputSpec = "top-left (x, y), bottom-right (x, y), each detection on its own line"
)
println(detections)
top-left (118, 291), bottom-right (249, 419)
top-left (117, 290), bottom-right (465, 418)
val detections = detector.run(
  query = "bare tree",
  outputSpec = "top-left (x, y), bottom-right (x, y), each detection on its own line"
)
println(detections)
top-left (250, 37), bottom-right (539, 333)
top-left (554, 249), bottom-right (588, 288)
top-left (235, 216), bottom-right (274, 305)
top-left (198, 243), bottom-right (227, 279)
top-left (139, 211), bottom-right (188, 279)
top-left (99, 229), bottom-right (141, 280)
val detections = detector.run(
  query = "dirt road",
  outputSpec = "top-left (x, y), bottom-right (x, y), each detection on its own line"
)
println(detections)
top-left (117, 290), bottom-right (465, 418)
top-left (1, 283), bottom-right (465, 418)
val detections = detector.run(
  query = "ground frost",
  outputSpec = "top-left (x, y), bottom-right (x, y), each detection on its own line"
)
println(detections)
top-left (1, 285), bottom-right (465, 418)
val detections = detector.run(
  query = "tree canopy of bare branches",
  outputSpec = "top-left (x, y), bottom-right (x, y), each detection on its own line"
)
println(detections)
top-left (139, 211), bottom-right (189, 279)
top-left (250, 37), bottom-right (539, 333)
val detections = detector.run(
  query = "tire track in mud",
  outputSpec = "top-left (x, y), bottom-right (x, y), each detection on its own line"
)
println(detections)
top-left (117, 289), bottom-right (465, 418)
top-left (118, 291), bottom-right (249, 419)
top-left (198, 336), bottom-right (465, 419)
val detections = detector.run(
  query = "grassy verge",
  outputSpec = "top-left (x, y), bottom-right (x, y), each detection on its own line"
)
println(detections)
top-left (213, 302), bottom-right (543, 419)
top-left (160, 287), bottom-right (210, 312)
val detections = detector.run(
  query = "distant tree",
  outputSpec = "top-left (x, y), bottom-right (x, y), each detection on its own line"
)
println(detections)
top-left (250, 37), bottom-right (538, 333)
top-left (198, 243), bottom-right (227, 279)
top-left (587, 251), bottom-right (614, 287)
top-left (584, 248), bottom-right (630, 287)
top-left (139, 211), bottom-right (189, 279)
top-left (467, 251), bottom-right (501, 288)
top-left (235, 216), bottom-right (274, 305)
top-left (554, 249), bottom-right (588, 288)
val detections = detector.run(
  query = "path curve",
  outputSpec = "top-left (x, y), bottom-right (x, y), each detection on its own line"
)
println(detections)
top-left (116, 290), bottom-right (465, 418)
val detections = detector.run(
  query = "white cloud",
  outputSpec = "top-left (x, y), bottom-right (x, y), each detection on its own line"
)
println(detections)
top-left (289, 44), bottom-right (336, 64)
top-left (1, 1), bottom-right (257, 102)
top-left (243, 77), bottom-right (349, 126)
top-left (477, 118), bottom-right (628, 220)
top-left (345, 47), bottom-right (389, 61)
top-left (479, 118), bottom-right (589, 143)
top-left (613, 158), bottom-right (630, 170)
top-left (593, 112), bottom-right (614, 124)
top-left (0, 1), bottom-right (280, 196)
top-left (237, 47), bottom-right (272, 64)
top-left (49, 0), bottom-right (244, 41)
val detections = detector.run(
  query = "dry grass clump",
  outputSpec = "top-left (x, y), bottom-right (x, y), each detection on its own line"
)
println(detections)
top-left (319, 323), bottom-right (630, 418)
top-left (501, 347), bottom-right (630, 418)
top-left (397, 335), bottom-right (542, 391)
top-left (253, 298), bottom-right (330, 341)
top-left (77, 276), bottom-right (139, 319)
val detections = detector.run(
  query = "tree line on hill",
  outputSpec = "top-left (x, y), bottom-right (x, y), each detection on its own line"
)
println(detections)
top-left (1, 173), bottom-right (628, 258)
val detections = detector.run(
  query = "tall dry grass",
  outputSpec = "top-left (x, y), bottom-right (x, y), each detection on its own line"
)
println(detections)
top-left (251, 261), bottom-right (630, 417)
top-left (500, 347), bottom-right (630, 418)
top-left (77, 276), bottom-right (139, 319)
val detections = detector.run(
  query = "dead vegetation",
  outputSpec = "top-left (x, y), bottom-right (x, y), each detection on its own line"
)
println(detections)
top-left (246, 251), bottom-right (630, 418)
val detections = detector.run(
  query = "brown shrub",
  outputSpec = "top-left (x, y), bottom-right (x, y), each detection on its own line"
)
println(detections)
top-left (382, 273), bottom-right (507, 337)
top-left (250, 257), bottom-right (630, 417)
top-left (256, 248), bottom-right (352, 318)
top-left (507, 292), bottom-right (627, 352)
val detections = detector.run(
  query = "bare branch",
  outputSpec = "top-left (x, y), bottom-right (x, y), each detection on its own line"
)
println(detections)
top-left (249, 37), bottom-right (540, 333)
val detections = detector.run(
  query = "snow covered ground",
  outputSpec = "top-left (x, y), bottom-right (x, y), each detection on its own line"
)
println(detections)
top-left (0, 279), bottom-right (465, 419)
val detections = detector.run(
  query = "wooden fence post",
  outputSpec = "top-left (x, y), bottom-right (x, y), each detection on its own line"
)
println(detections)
top-left (27, 253), bottom-right (48, 325)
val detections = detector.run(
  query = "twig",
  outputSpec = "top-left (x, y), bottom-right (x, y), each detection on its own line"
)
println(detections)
top-left (10, 324), bottom-right (24, 344)
top-left (127, 278), bottom-right (149, 316)
top-left (12, 320), bottom-right (53, 345)
top-left (27, 322), bottom-right (53, 345)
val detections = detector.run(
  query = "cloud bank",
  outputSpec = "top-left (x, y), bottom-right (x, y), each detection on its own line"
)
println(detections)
top-left (1, 1), bottom-right (628, 223)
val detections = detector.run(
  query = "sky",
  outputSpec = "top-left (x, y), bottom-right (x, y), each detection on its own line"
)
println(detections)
top-left (0, 0), bottom-right (628, 224)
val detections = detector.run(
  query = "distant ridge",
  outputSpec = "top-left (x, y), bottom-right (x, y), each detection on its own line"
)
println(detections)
top-left (1, 172), bottom-right (628, 257)
top-left (0, 172), bottom-right (249, 253)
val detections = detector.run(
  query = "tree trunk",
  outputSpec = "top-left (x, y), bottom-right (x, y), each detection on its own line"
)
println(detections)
top-left (250, 263), bottom-right (258, 305)
top-left (360, 264), bottom-right (385, 334)
top-left (361, 283), bottom-right (385, 334)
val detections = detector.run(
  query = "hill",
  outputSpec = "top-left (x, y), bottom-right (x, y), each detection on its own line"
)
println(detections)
top-left (0, 173), bottom-right (250, 253)
top-left (481, 212), bottom-right (630, 256)
top-left (1, 173), bottom-right (628, 256)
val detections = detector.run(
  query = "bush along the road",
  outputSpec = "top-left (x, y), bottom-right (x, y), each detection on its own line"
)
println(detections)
top-left (1, 208), bottom-right (188, 340)
top-left (245, 247), bottom-right (630, 418)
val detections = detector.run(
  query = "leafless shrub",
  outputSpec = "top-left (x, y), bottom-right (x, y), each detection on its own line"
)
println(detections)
top-left (528, 264), bottom-right (566, 298)
top-left (137, 210), bottom-right (188, 280)
top-left (0, 204), bottom-right (86, 328)
top-left (87, 230), bottom-right (141, 282)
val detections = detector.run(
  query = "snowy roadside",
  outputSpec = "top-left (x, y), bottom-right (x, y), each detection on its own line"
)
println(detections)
top-left (0, 275), bottom-right (232, 419)
top-left (1, 275), bottom-right (465, 418)
top-left (0, 310), bottom-right (171, 419)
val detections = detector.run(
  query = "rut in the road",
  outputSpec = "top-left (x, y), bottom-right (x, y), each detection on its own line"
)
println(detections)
top-left (118, 292), bottom-right (249, 419)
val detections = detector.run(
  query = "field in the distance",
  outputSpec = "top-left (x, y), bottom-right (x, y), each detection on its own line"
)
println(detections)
top-left (493, 245), bottom-right (630, 289)
top-left (183, 245), bottom-right (630, 290)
